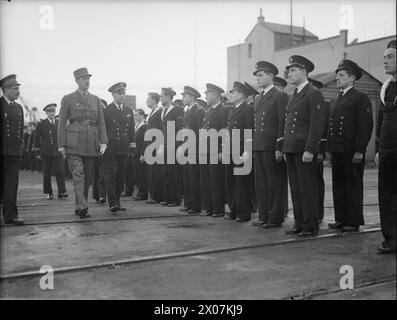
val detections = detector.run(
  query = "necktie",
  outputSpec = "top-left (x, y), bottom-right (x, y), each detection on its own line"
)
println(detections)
top-left (10, 101), bottom-right (14, 107)
top-left (293, 88), bottom-right (298, 97)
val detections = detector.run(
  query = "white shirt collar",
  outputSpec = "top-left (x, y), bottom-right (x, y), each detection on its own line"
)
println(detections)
top-left (188, 102), bottom-right (198, 111)
top-left (235, 101), bottom-right (245, 109)
top-left (135, 121), bottom-right (145, 131)
top-left (114, 102), bottom-right (123, 110)
top-left (296, 80), bottom-right (309, 93)
top-left (162, 103), bottom-right (174, 119)
top-left (211, 101), bottom-right (221, 109)
top-left (341, 85), bottom-right (354, 96)
top-left (262, 84), bottom-right (275, 96)
top-left (3, 95), bottom-right (12, 105)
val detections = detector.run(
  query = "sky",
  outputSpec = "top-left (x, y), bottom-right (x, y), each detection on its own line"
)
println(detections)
top-left (0, 0), bottom-right (395, 117)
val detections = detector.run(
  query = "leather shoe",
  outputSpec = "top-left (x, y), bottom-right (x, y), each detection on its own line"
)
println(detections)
top-left (285, 228), bottom-right (302, 234)
top-left (298, 230), bottom-right (318, 237)
top-left (263, 223), bottom-right (282, 229)
top-left (5, 218), bottom-right (24, 225)
top-left (79, 208), bottom-right (90, 219)
top-left (99, 198), bottom-right (106, 203)
top-left (75, 210), bottom-right (80, 216)
top-left (160, 201), bottom-right (168, 206)
top-left (117, 207), bottom-right (127, 211)
top-left (167, 203), bottom-right (179, 207)
top-left (342, 225), bottom-right (359, 232)
top-left (110, 206), bottom-right (119, 212)
top-left (252, 220), bottom-right (265, 226)
top-left (212, 213), bottom-right (224, 217)
top-left (179, 207), bottom-right (189, 212)
top-left (328, 222), bottom-right (344, 229)
top-left (200, 211), bottom-right (212, 216)
top-left (377, 244), bottom-right (396, 254)
top-left (235, 217), bottom-right (250, 222)
top-left (187, 209), bottom-right (200, 214)
top-left (146, 199), bottom-right (159, 204)
top-left (58, 193), bottom-right (68, 199)
top-left (47, 194), bottom-right (53, 200)
top-left (224, 214), bottom-right (235, 220)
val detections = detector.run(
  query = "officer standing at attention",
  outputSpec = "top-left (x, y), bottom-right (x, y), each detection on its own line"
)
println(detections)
top-left (251, 61), bottom-right (289, 228)
top-left (376, 39), bottom-right (397, 254)
top-left (103, 82), bottom-right (135, 212)
top-left (58, 67), bottom-right (108, 218)
top-left (179, 86), bottom-right (205, 214)
top-left (327, 60), bottom-right (373, 232)
top-left (34, 103), bottom-right (68, 200)
top-left (160, 87), bottom-right (184, 207)
top-left (224, 82), bottom-right (254, 222)
top-left (133, 109), bottom-right (148, 201)
top-left (200, 83), bottom-right (229, 217)
top-left (0, 74), bottom-right (25, 225)
top-left (283, 56), bottom-right (326, 236)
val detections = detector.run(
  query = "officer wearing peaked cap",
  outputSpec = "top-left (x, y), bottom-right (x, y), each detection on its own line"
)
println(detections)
top-left (200, 83), bottom-right (230, 217)
top-left (0, 74), bottom-right (24, 225)
top-left (274, 77), bottom-right (288, 91)
top-left (103, 82), bottom-right (135, 212)
top-left (376, 39), bottom-right (397, 253)
top-left (34, 103), bottom-right (68, 200)
top-left (283, 55), bottom-right (326, 236)
top-left (252, 61), bottom-right (289, 228)
top-left (327, 59), bottom-right (373, 232)
top-left (224, 81), bottom-right (254, 222)
top-left (179, 86), bottom-right (205, 214)
top-left (244, 82), bottom-right (260, 108)
top-left (58, 67), bottom-right (108, 218)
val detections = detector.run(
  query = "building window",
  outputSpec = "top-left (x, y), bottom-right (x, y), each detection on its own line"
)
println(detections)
top-left (248, 43), bottom-right (252, 58)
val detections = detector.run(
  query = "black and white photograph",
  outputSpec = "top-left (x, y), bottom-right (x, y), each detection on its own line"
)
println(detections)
top-left (0, 0), bottom-right (396, 305)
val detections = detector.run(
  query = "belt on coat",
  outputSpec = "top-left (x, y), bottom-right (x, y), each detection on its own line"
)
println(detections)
top-left (70, 119), bottom-right (97, 126)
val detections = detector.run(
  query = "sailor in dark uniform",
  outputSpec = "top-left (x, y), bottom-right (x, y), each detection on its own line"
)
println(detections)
top-left (283, 55), bottom-right (327, 236)
top-left (103, 82), bottom-right (135, 212)
top-left (145, 92), bottom-right (163, 204)
top-left (224, 82), bottom-right (254, 222)
top-left (251, 61), bottom-right (289, 228)
top-left (376, 40), bottom-right (396, 254)
top-left (133, 109), bottom-right (148, 201)
top-left (34, 103), bottom-right (68, 200)
top-left (0, 74), bottom-right (24, 225)
top-left (179, 86), bottom-right (205, 214)
top-left (200, 83), bottom-right (230, 217)
top-left (327, 60), bottom-right (373, 232)
top-left (160, 87), bottom-right (184, 207)
top-left (308, 78), bottom-right (328, 223)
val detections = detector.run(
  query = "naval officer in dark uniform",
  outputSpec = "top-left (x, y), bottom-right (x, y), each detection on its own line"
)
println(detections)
top-left (103, 82), bottom-right (135, 212)
top-left (160, 87), bottom-right (184, 207)
top-left (180, 86), bottom-right (205, 214)
top-left (376, 40), bottom-right (396, 254)
top-left (327, 60), bottom-right (373, 232)
top-left (224, 82), bottom-right (254, 222)
top-left (200, 83), bottom-right (230, 217)
top-left (34, 103), bottom-right (68, 200)
top-left (252, 61), bottom-right (289, 228)
top-left (0, 74), bottom-right (24, 225)
top-left (283, 56), bottom-right (327, 236)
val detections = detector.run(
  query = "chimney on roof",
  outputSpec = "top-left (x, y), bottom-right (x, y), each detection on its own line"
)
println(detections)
top-left (258, 8), bottom-right (265, 23)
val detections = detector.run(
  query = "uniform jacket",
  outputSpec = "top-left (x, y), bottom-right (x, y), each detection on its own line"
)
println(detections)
top-left (0, 96), bottom-right (24, 157)
top-left (135, 122), bottom-right (148, 157)
top-left (253, 87), bottom-right (288, 152)
top-left (145, 107), bottom-right (163, 150)
top-left (161, 105), bottom-right (184, 151)
top-left (183, 103), bottom-right (205, 155)
top-left (282, 83), bottom-right (326, 154)
top-left (225, 102), bottom-right (254, 162)
top-left (201, 103), bottom-right (230, 155)
top-left (58, 90), bottom-right (108, 156)
top-left (103, 103), bottom-right (135, 155)
top-left (34, 118), bottom-right (61, 156)
top-left (326, 87), bottom-right (373, 154)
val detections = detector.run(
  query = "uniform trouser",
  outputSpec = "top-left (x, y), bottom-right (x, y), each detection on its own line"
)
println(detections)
top-left (2, 155), bottom-right (21, 222)
top-left (183, 161), bottom-right (201, 210)
top-left (253, 151), bottom-right (287, 224)
top-left (286, 153), bottom-right (319, 232)
top-left (200, 160), bottom-right (225, 214)
top-left (124, 155), bottom-right (135, 196)
top-left (316, 159), bottom-right (325, 220)
top-left (378, 152), bottom-right (397, 250)
top-left (42, 155), bottom-right (66, 195)
top-left (331, 153), bottom-right (365, 226)
top-left (225, 163), bottom-right (253, 219)
top-left (148, 163), bottom-right (163, 202)
top-left (103, 152), bottom-right (127, 208)
top-left (163, 163), bottom-right (182, 204)
top-left (136, 159), bottom-right (148, 199)
top-left (92, 156), bottom-right (106, 200)
top-left (68, 154), bottom-right (95, 211)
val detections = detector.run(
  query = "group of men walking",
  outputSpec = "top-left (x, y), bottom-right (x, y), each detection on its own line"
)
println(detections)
top-left (1, 40), bottom-right (395, 254)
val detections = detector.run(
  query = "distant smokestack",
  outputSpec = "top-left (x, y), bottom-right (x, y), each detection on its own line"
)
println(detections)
top-left (258, 8), bottom-right (264, 23)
